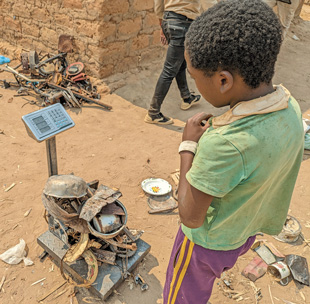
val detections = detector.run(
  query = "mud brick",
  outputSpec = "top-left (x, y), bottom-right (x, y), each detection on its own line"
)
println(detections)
top-left (31, 7), bottom-right (49, 22)
top-left (151, 29), bottom-right (162, 45)
top-left (54, 14), bottom-right (72, 28)
top-left (133, 0), bottom-right (154, 11)
top-left (40, 27), bottom-right (58, 45)
top-left (88, 44), bottom-right (104, 62)
top-left (12, 3), bottom-right (31, 18)
top-left (97, 22), bottom-right (117, 40)
top-left (76, 19), bottom-right (100, 38)
top-left (102, 0), bottom-right (129, 15)
top-left (4, 16), bottom-right (21, 32)
top-left (63, 0), bottom-right (83, 10)
top-left (131, 34), bottom-right (149, 51)
top-left (22, 23), bottom-right (40, 37)
top-left (144, 12), bottom-right (159, 28)
top-left (119, 17), bottom-right (142, 36)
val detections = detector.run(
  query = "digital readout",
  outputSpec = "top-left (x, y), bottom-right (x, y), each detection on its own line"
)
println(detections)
top-left (32, 116), bottom-right (51, 133)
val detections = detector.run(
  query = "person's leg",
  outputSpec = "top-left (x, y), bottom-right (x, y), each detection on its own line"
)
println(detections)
top-left (163, 228), bottom-right (256, 304)
top-left (277, 0), bottom-right (300, 36)
top-left (173, 26), bottom-right (201, 110)
top-left (148, 43), bottom-right (186, 116)
top-left (175, 57), bottom-right (190, 100)
top-left (294, 0), bottom-right (305, 19)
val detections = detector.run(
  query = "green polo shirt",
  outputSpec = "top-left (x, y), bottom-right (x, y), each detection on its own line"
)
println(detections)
top-left (182, 96), bottom-right (304, 250)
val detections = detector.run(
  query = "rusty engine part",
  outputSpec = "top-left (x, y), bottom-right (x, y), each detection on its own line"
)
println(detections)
top-left (58, 34), bottom-right (74, 53)
top-left (0, 35), bottom-right (112, 110)
top-left (20, 52), bottom-right (29, 71)
top-left (41, 174), bottom-right (143, 284)
top-left (29, 50), bottom-right (40, 74)
top-left (66, 62), bottom-right (85, 76)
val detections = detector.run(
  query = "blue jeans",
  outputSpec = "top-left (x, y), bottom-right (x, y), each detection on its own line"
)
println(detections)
top-left (148, 12), bottom-right (192, 115)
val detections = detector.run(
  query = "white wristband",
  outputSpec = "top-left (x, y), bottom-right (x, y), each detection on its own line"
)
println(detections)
top-left (178, 140), bottom-right (198, 155)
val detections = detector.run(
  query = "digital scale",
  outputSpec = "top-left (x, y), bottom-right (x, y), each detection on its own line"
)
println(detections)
top-left (22, 104), bottom-right (150, 302)
top-left (22, 103), bottom-right (75, 176)
top-left (22, 103), bottom-right (75, 143)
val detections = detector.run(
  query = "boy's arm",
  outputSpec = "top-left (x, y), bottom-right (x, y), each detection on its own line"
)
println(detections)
top-left (179, 113), bottom-right (246, 229)
top-left (178, 112), bottom-right (214, 229)
top-left (178, 151), bottom-right (213, 229)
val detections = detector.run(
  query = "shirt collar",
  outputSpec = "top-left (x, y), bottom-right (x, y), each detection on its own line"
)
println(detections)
top-left (211, 85), bottom-right (290, 129)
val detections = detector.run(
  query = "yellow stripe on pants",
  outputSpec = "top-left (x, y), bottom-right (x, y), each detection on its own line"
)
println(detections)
top-left (170, 240), bottom-right (195, 304)
top-left (167, 236), bottom-right (189, 304)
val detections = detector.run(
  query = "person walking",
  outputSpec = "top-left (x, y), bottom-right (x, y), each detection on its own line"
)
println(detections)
top-left (263, 0), bottom-right (301, 37)
top-left (144, 0), bottom-right (203, 125)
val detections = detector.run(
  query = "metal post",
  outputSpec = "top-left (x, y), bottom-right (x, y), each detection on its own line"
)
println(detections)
top-left (46, 136), bottom-right (58, 176)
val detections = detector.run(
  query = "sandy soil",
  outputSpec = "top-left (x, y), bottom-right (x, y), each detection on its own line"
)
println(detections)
top-left (0, 5), bottom-right (310, 304)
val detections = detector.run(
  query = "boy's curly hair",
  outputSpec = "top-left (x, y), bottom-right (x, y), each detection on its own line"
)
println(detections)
top-left (185, 0), bottom-right (282, 88)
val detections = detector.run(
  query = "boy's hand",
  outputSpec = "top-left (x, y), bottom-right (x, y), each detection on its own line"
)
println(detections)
top-left (182, 112), bottom-right (213, 143)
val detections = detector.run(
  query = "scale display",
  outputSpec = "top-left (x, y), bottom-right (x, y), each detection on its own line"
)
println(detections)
top-left (22, 103), bottom-right (75, 142)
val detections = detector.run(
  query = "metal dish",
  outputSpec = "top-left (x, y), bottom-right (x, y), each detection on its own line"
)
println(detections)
top-left (141, 178), bottom-right (172, 196)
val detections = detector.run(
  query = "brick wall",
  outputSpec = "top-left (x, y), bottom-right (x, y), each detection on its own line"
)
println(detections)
top-left (0, 0), bottom-right (165, 78)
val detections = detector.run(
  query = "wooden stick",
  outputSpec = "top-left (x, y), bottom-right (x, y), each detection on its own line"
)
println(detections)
top-left (4, 183), bottom-right (16, 192)
top-left (148, 206), bottom-right (178, 214)
top-left (0, 276), bottom-right (6, 292)
top-left (52, 288), bottom-right (68, 300)
top-left (31, 278), bottom-right (46, 286)
top-left (37, 281), bottom-right (67, 302)
top-left (268, 285), bottom-right (275, 304)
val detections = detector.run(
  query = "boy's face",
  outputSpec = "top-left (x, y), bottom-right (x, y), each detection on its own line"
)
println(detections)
top-left (185, 51), bottom-right (233, 108)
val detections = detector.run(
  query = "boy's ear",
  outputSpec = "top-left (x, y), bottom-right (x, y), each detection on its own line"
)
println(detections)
top-left (218, 71), bottom-right (233, 94)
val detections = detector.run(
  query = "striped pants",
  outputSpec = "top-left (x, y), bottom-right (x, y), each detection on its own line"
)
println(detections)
top-left (163, 228), bottom-right (256, 304)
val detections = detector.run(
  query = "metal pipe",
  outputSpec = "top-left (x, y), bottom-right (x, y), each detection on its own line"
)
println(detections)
top-left (2, 65), bottom-right (46, 82)
top-left (46, 137), bottom-right (58, 176)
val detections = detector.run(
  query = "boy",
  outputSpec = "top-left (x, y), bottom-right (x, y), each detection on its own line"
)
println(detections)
top-left (164, 0), bottom-right (304, 303)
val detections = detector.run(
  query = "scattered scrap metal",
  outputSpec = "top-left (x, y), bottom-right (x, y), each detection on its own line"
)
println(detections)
top-left (0, 35), bottom-right (112, 110)
top-left (42, 175), bottom-right (144, 286)
top-left (240, 229), bottom-right (309, 303)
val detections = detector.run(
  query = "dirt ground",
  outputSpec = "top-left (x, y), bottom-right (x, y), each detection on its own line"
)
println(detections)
top-left (1, 5), bottom-right (310, 304)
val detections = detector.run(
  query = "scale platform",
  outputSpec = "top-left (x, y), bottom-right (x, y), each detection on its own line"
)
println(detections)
top-left (37, 231), bottom-right (151, 301)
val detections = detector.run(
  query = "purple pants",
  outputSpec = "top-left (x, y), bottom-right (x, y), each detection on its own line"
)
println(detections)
top-left (163, 227), bottom-right (256, 304)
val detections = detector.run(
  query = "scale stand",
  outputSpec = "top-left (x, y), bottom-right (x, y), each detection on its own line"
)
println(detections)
top-left (46, 137), bottom-right (58, 176)
top-left (22, 103), bottom-right (151, 301)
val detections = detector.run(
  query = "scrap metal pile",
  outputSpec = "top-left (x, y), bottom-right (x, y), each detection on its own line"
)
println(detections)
top-left (42, 175), bottom-right (143, 286)
top-left (0, 35), bottom-right (112, 110)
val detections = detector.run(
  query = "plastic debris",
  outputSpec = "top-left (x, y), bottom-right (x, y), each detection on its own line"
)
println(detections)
top-left (273, 215), bottom-right (301, 243)
top-left (0, 55), bottom-right (10, 65)
top-left (252, 242), bottom-right (276, 265)
top-left (285, 254), bottom-right (309, 286)
top-left (0, 239), bottom-right (33, 266)
top-left (242, 256), bottom-right (268, 282)
top-left (305, 133), bottom-right (310, 150)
